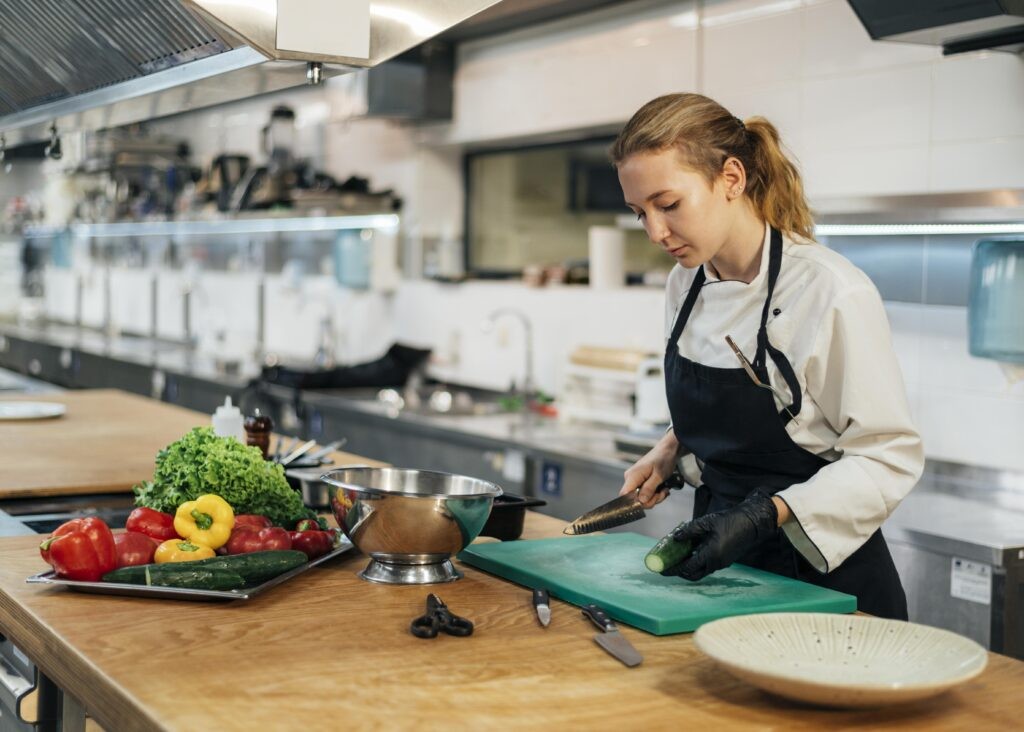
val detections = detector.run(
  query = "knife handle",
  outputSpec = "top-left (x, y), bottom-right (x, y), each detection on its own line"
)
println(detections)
top-left (533, 588), bottom-right (549, 607)
top-left (581, 604), bottom-right (617, 632)
top-left (656, 471), bottom-right (687, 492)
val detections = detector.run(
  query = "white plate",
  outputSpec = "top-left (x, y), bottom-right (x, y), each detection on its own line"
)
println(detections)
top-left (0, 401), bottom-right (66, 421)
top-left (694, 613), bottom-right (988, 708)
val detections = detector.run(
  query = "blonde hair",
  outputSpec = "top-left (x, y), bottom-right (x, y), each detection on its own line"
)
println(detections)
top-left (610, 93), bottom-right (815, 242)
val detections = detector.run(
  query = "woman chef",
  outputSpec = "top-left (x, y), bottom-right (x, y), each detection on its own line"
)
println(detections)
top-left (613, 93), bottom-right (923, 620)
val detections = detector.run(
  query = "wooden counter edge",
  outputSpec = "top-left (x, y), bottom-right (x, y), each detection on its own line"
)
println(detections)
top-left (0, 589), bottom-right (160, 731)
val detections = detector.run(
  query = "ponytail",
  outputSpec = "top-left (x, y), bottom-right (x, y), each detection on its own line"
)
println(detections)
top-left (743, 117), bottom-right (815, 242)
top-left (611, 94), bottom-right (816, 243)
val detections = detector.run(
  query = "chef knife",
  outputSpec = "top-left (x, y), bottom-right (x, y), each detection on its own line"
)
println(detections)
top-left (533, 588), bottom-right (551, 627)
top-left (581, 604), bottom-right (642, 667)
top-left (563, 472), bottom-right (686, 535)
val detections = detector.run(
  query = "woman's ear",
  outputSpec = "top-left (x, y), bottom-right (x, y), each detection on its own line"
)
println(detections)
top-left (720, 157), bottom-right (747, 200)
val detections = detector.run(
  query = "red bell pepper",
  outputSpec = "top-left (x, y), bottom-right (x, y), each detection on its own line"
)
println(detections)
top-left (125, 507), bottom-right (178, 541)
top-left (39, 517), bottom-right (117, 582)
top-left (288, 529), bottom-right (334, 559)
top-left (224, 526), bottom-right (292, 555)
top-left (113, 531), bottom-right (158, 567)
top-left (233, 514), bottom-right (273, 530)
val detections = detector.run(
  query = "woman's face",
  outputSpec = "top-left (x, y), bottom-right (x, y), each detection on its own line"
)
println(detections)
top-left (617, 149), bottom-right (735, 268)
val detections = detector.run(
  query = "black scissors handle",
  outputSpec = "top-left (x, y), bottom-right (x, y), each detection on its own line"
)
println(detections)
top-left (410, 594), bottom-right (474, 639)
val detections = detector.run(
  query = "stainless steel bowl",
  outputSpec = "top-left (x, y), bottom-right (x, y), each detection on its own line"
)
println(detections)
top-left (321, 467), bottom-right (503, 584)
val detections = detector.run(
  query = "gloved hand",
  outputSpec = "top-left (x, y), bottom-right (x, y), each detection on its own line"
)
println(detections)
top-left (662, 490), bottom-right (779, 581)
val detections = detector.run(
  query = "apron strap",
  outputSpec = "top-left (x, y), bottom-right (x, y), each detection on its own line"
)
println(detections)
top-left (668, 264), bottom-right (706, 345)
top-left (754, 228), bottom-right (803, 422)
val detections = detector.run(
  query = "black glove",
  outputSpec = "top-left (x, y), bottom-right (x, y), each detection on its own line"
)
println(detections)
top-left (662, 490), bottom-right (779, 581)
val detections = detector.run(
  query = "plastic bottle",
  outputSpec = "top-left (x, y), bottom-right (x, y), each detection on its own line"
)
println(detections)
top-left (212, 396), bottom-right (245, 443)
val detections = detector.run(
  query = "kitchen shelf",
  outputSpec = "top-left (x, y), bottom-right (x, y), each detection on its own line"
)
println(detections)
top-left (47, 214), bottom-right (401, 239)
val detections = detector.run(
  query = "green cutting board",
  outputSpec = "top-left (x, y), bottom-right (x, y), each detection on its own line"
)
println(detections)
top-left (458, 533), bottom-right (857, 635)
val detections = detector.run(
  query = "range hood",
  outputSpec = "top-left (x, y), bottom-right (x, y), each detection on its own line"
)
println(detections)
top-left (0, 0), bottom-right (503, 147)
top-left (847, 0), bottom-right (1024, 55)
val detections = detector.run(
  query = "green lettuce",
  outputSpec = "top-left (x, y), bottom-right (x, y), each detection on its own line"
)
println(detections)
top-left (133, 427), bottom-right (313, 527)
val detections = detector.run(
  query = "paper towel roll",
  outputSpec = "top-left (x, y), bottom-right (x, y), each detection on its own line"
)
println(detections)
top-left (589, 226), bottom-right (625, 290)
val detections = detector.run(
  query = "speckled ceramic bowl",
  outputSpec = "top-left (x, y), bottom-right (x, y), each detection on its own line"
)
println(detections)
top-left (694, 613), bottom-right (988, 708)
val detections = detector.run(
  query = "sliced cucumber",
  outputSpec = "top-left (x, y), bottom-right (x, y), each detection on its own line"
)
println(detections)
top-left (644, 535), bottom-right (693, 574)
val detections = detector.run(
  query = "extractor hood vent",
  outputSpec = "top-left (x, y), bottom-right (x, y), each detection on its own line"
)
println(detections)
top-left (0, 0), bottom-right (230, 114)
top-left (0, 0), bottom-right (504, 146)
top-left (847, 0), bottom-right (1024, 55)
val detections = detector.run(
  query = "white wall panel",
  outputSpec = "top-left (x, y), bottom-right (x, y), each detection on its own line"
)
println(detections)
top-left (931, 52), bottom-right (1024, 143)
top-left (451, 3), bottom-right (698, 143)
top-left (799, 0), bottom-right (937, 77)
top-left (929, 137), bottom-right (1024, 192)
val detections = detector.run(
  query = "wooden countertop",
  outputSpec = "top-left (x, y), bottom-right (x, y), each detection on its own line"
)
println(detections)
top-left (0, 389), bottom-right (374, 500)
top-left (1, 513), bottom-right (1023, 731)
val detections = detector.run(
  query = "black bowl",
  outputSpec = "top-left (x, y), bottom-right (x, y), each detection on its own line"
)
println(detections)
top-left (480, 494), bottom-right (547, 541)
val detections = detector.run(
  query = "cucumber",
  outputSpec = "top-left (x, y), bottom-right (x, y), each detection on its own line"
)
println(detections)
top-left (191, 550), bottom-right (309, 584)
top-left (644, 536), bottom-right (693, 574)
top-left (102, 551), bottom-right (308, 589)
top-left (103, 565), bottom-right (246, 591)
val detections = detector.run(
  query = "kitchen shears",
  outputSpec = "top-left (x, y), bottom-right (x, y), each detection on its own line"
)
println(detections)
top-left (410, 594), bottom-right (474, 639)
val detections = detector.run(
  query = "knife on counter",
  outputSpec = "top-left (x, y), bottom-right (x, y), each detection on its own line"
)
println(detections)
top-left (563, 472), bottom-right (687, 535)
top-left (581, 604), bottom-right (642, 667)
top-left (533, 588), bottom-right (551, 627)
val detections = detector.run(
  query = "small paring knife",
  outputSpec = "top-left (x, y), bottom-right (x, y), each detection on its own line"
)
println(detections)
top-left (533, 588), bottom-right (551, 628)
top-left (563, 472), bottom-right (687, 535)
top-left (581, 604), bottom-right (643, 667)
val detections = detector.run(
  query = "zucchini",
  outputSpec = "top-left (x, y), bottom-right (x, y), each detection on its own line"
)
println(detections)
top-left (644, 536), bottom-right (693, 574)
top-left (190, 550), bottom-right (309, 584)
top-left (103, 565), bottom-right (246, 591)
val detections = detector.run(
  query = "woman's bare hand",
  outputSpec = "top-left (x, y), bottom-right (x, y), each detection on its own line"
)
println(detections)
top-left (619, 430), bottom-right (682, 509)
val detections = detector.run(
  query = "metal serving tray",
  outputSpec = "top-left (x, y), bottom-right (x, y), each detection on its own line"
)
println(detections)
top-left (25, 538), bottom-right (354, 601)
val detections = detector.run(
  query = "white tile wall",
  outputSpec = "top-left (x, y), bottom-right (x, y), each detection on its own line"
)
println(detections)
top-left (801, 145), bottom-right (930, 197)
top-left (931, 52), bottom-right (1024, 143)
top-left (929, 137), bottom-right (1024, 192)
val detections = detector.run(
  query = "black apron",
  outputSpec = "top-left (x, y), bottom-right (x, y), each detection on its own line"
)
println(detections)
top-left (665, 227), bottom-right (907, 620)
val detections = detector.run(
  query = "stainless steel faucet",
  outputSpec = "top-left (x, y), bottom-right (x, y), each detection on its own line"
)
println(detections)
top-left (485, 307), bottom-right (535, 397)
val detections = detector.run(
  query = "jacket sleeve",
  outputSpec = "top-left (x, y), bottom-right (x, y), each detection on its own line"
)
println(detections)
top-left (776, 285), bottom-right (924, 573)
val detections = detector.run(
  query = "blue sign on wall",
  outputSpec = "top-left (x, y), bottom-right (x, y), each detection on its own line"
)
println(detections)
top-left (539, 461), bottom-right (562, 498)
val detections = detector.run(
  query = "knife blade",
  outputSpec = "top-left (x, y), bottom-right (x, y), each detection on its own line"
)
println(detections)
top-left (533, 588), bottom-right (551, 627)
top-left (581, 604), bottom-right (642, 667)
top-left (563, 472), bottom-right (686, 535)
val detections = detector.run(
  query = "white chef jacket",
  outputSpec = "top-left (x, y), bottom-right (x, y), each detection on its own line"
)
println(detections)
top-left (665, 222), bottom-right (924, 573)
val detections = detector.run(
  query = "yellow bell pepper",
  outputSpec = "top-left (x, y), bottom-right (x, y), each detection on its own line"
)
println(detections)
top-left (155, 539), bottom-right (216, 563)
top-left (173, 494), bottom-right (234, 549)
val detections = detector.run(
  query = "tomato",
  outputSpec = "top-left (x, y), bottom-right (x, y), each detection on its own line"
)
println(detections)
top-left (233, 514), bottom-right (273, 530)
top-left (113, 531), bottom-right (158, 568)
top-left (225, 526), bottom-right (292, 554)
top-left (125, 507), bottom-right (179, 541)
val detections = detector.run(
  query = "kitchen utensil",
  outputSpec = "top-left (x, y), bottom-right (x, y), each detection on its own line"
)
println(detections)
top-left (274, 436), bottom-right (295, 463)
top-left (724, 335), bottom-right (796, 420)
top-left (0, 401), bottom-right (66, 421)
top-left (25, 539), bottom-right (353, 601)
top-left (458, 533), bottom-right (856, 635)
top-left (582, 604), bottom-right (643, 667)
top-left (409, 593), bottom-right (474, 639)
top-left (480, 493), bottom-right (547, 540)
top-left (694, 613), bottom-right (988, 708)
top-left (304, 438), bottom-right (348, 463)
top-left (322, 467), bottom-right (502, 584)
top-left (533, 588), bottom-right (551, 627)
top-left (280, 439), bottom-right (316, 466)
top-left (563, 472), bottom-right (686, 535)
